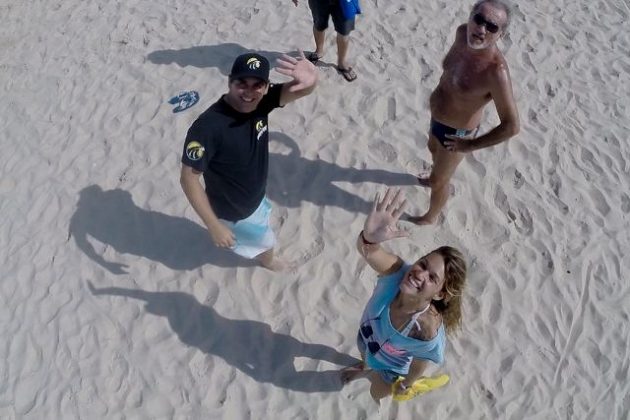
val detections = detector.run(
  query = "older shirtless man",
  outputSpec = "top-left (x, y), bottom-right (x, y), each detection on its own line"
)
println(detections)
top-left (411, 0), bottom-right (520, 224)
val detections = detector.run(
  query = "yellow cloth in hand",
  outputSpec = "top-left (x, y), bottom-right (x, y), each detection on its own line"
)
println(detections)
top-left (392, 374), bottom-right (450, 402)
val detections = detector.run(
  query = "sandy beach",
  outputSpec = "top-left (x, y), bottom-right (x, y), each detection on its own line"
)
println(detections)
top-left (1, 0), bottom-right (629, 418)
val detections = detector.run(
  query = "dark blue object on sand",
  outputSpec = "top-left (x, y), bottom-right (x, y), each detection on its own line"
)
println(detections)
top-left (168, 91), bottom-right (199, 113)
top-left (340, 0), bottom-right (361, 20)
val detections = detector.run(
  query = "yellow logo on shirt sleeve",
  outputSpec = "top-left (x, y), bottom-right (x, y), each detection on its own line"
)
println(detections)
top-left (255, 120), bottom-right (268, 141)
top-left (186, 141), bottom-right (205, 161)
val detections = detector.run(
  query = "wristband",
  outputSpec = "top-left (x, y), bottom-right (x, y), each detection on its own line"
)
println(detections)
top-left (360, 230), bottom-right (376, 245)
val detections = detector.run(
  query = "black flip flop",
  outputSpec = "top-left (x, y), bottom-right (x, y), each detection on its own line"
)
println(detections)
top-left (307, 52), bottom-right (321, 64)
top-left (337, 66), bottom-right (357, 82)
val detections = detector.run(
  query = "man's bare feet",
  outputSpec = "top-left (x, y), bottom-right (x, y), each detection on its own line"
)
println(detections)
top-left (259, 256), bottom-right (296, 272)
top-left (408, 214), bottom-right (438, 225)
top-left (256, 249), bottom-right (291, 272)
top-left (340, 362), bottom-right (367, 385)
top-left (261, 259), bottom-right (285, 271)
top-left (258, 255), bottom-right (299, 273)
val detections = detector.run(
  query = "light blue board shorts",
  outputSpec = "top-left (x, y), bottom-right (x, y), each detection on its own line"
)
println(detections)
top-left (221, 197), bottom-right (275, 259)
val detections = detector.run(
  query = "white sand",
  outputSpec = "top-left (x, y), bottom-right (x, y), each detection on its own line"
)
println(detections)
top-left (2, 0), bottom-right (629, 418)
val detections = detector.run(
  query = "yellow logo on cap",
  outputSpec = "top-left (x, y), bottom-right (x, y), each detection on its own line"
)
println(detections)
top-left (247, 57), bottom-right (261, 70)
top-left (186, 141), bottom-right (205, 161)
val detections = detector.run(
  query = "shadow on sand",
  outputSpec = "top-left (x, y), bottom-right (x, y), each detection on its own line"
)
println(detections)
top-left (69, 134), bottom-right (416, 274)
top-left (89, 283), bottom-right (359, 393)
top-left (267, 132), bottom-right (418, 214)
top-left (69, 185), bottom-right (255, 274)
top-left (147, 43), bottom-right (287, 75)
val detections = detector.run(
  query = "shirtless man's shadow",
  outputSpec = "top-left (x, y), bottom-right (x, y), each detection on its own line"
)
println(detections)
top-left (267, 132), bottom-right (418, 214)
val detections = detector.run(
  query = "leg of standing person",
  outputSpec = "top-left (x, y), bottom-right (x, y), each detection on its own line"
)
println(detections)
top-left (313, 27), bottom-right (326, 60)
top-left (335, 32), bottom-right (357, 81)
top-left (307, 0), bottom-right (328, 61)
top-left (336, 34), bottom-right (350, 70)
top-left (331, 1), bottom-right (357, 81)
top-left (368, 371), bottom-right (393, 402)
top-left (411, 135), bottom-right (465, 225)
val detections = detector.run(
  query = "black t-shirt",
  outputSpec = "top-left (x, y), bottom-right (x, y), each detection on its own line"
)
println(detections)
top-left (181, 84), bottom-right (283, 221)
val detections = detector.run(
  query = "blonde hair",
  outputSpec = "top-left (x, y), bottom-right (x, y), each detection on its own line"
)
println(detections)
top-left (431, 246), bottom-right (467, 334)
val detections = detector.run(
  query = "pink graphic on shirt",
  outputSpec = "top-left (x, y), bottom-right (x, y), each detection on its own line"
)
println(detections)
top-left (382, 342), bottom-right (406, 356)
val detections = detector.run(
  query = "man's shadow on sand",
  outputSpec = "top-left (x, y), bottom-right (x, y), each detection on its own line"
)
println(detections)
top-left (70, 136), bottom-right (416, 274)
top-left (147, 43), bottom-right (286, 75)
top-left (69, 185), bottom-right (256, 274)
top-left (267, 132), bottom-right (418, 213)
top-left (89, 283), bottom-right (359, 393)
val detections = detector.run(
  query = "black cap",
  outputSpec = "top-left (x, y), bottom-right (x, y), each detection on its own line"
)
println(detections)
top-left (229, 53), bottom-right (270, 82)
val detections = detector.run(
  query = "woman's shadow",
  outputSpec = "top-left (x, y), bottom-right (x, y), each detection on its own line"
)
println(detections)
top-left (69, 185), bottom-right (256, 274)
top-left (88, 283), bottom-right (359, 393)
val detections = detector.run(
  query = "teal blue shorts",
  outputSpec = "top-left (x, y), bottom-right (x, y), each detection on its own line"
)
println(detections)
top-left (221, 197), bottom-right (275, 259)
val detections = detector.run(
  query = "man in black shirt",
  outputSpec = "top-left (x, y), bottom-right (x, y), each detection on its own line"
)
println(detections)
top-left (180, 51), bottom-right (318, 270)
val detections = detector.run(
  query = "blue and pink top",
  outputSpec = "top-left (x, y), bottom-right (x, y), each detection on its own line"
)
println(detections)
top-left (359, 264), bottom-right (446, 375)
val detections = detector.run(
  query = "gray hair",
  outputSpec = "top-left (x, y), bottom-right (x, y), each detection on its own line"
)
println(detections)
top-left (472, 0), bottom-right (513, 29)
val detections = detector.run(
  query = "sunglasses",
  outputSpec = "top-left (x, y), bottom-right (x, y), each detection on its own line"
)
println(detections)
top-left (472, 13), bottom-right (500, 34)
top-left (360, 320), bottom-right (388, 354)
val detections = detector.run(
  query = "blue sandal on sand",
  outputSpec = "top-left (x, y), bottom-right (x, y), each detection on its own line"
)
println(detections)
top-left (168, 91), bottom-right (199, 113)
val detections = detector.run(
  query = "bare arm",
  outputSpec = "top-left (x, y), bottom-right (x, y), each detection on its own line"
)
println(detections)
top-left (357, 233), bottom-right (403, 276)
top-left (358, 188), bottom-right (408, 276)
top-left (71, 226), bottom-right (128, 274)
top-left (469, 63), bottom-right (520, 151)
top-left (180, 165), bottom-right (235, 247)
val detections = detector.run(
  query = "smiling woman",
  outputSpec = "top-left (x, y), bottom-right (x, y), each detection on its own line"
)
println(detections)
top-left (339, 188), bottom-right (467, 403)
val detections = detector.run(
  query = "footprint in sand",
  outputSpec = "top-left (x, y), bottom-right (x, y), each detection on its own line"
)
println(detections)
top-left (466, 154), bottom-right (487, 179)
top-left (580, 147), bottom-right (604, 176)
top-left (513, 169), bottom-right (524, 189)
top-left (479, 383), bottom-right (496, 402)
top-left (540, 249), bottom-right (555, 275)
top-left (514, 204), bottom-right (534, 236)
top-left (588, 187), bottom-right (611, 217)
top-left (290, 237), bottom-right (325, 267)
top-left (487, 286), bottom-right (502, 323)
top-left (493, 185), bottom-right (510, 218)
top-left (387, 96), bottom-right (396, 121)
top-left (372, 140), bottom-right (398, 163)
top-left (0, 178), bottom-right (16, 193)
